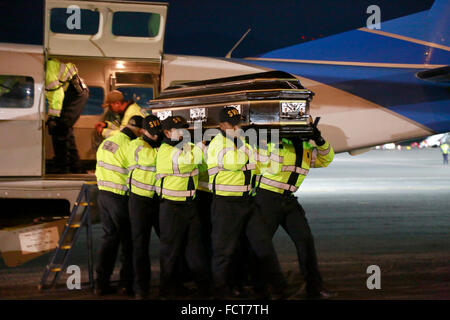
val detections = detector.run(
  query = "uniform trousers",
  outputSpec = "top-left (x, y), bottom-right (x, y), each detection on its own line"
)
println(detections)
top-left (254, 188), bottom-right (323, 294)
top-left (159, 199), bottom-right (210, 294)
top-left (210, 194), bottom-right (287, 294)
top-left (96, 190), bottom-right (133, 288)
top-left (50, 83), bottom-right (88, 171)
top-left (129, 192), bottom-right (160, 295)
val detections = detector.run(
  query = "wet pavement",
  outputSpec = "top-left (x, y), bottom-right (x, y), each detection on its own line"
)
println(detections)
top-left (0, 148), bottom-right (449, 300)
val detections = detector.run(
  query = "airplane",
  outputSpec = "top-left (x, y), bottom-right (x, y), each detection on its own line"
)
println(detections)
top-left (0, 0), bottom-right (448, 266)
top-left (420, 133), bottom-right (449, 148)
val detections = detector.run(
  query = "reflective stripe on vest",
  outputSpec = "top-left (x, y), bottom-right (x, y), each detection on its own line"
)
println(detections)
top-left (270, 153), bottom-right (283, 163)
top-left (128, 164), bottom-right (138, 171)
top-left (97, 161), bottom-right (128, 175)
top-left (311, 149), bottom-right (318, 167)
top-left (155, 168), bottom-right (199, 181)
top-left (256, 151), bottom-right (282, 163)
top-left (138, 165), bottom-right (156, 172)
top-left (259, 176), bottom-right (298, 193)
top-left (216, 145), bottom-right (250, 164)
top-left (198, 181), bottom-right (209, 190)
top-left (135, 145), bottom-right (143, 162)
top-left (98, 180), bottom-right (128, 192)
top-left (207, 163), bottom-right (255, 176)
top-left (281, 165), bottom-right (309, 176)
top-left (318, 144), bottom-right (331, 156)
top-left (217, 147), bottom-right (235, 167)
top-left (131, 145), bottom-right (157, 172)
top-left (130, 178), bottom-right (157, 192)
top-left (129, 164), bottom-right (156, 173)
top-left (45, 62), bottom-right (72, 91)
top-left (48, 109), bottom-right (61, 116)
top-left (172, 148), bottom-right (183, 174)
top-left (157, 187), bottom-right (196, 198)
top-left (45, 80), bottom-right (60, 90)
top-left (208, 183), bottom-right (252, 192)
top-left (63, 65), bottom-right (77, 81)
top-left (58, 62), bottom-right (66, 80)
top-left (255, 151), bottom-right (269, 162)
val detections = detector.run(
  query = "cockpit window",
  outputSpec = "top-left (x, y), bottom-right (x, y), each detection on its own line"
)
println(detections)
top-left (112, 12), bottom-right (160, 37)
top-left (50, 8), bottom-right (99, 35)
top-left (117, 87), bottom-right (154, 108)
top-left (0, 75), bottom-right (34, 109)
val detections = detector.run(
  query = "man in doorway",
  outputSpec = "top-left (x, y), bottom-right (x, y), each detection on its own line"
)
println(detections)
top-left (45, 58), bottom-right (89, 173)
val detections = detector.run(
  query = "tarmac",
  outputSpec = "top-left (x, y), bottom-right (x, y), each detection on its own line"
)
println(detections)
top-left (0, 148), bottom-right (449, 300)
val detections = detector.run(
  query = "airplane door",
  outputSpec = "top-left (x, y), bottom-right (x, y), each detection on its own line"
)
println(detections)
top-left (44, 0), bottom-right (168, 61)
top-left (0, 46), bottom-right (44, 176)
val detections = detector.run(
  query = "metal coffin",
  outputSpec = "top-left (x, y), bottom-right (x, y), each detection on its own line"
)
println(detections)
top-left (147, 71), bottom-right (315, 137)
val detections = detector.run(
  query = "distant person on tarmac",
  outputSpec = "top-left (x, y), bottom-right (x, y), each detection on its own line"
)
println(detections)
top-left (441, 142), bottom-right (449, 165)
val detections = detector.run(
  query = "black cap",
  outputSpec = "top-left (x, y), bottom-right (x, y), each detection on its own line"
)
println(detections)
top-left (143, 115), bottom-right (162, 135)
top-left (128, 115), bottom-right (144, 128)
top-left (219, 106), bottom-right (242, 125)
top-left (162, 116), bottom-right (189, 130)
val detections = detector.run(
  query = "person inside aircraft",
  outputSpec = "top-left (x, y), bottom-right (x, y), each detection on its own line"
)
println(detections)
top-left (95, 90), bottom-right (147, 138)
top-left (45, 58), bottom-right (89, 174)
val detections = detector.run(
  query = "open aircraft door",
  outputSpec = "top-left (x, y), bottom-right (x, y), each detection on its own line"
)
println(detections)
top-left (44, 0), bottom-right (168, 60)
top-left (42, 0), bottom-right (168, 163)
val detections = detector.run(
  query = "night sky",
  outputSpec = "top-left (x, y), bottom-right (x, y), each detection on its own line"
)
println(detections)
top-left (0, 0), bottom-right (435, 57)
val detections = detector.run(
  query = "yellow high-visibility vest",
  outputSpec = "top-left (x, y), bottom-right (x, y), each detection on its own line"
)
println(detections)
top-left (45, 58), bottom-right (79, 117)
top-left (155, 142), bottom-right (204, 201)
top-left (126, 137), bottom-right (158, 198)
top-left (256, 138), bottom-right (334, 194)
top-left (207, 133), bottom-right (256, 197)
top-left (95, 131), bottom-right (132, 196)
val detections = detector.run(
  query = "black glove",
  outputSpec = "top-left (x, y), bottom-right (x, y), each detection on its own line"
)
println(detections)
top-left (46, 117), bottom-right (59, 135)
top-left (312, 124), bottom-right (325, 146)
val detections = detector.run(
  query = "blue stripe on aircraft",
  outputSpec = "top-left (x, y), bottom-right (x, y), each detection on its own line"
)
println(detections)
top-left (258, 29), bottom-right (449, 65)
top-left (239, 59), bottom-right (450, 133)
top-left (380, 0), bottom-right (449, 46)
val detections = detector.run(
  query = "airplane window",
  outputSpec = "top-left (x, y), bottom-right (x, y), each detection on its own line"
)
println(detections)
top-left (0, 75), bottom-right (34, 109)
top-left (117, 87), bottom-right (154, 108)
top-left (112, 12), bottom-right (160, 38)
top-left (50, 8), bottom-right (99, 35)
top-left (82, 86), bottom-right (104, 115)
